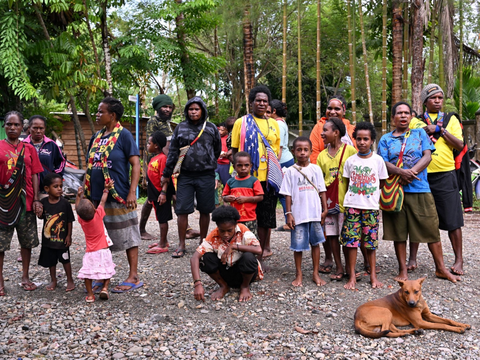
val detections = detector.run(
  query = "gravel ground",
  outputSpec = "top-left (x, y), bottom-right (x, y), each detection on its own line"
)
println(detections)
top-left (1, 205), bottom-right (479, 359)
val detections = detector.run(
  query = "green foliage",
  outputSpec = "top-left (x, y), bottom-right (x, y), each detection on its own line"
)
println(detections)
top-left (454, 67), bottom-right (480, 120)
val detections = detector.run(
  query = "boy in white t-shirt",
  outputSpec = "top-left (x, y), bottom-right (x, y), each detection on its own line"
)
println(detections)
top-left (341, 122), bottom-right (388, 290)
top-left (280, 137), bottom-right (328, 287)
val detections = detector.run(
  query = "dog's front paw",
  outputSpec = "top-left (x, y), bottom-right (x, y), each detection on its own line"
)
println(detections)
top-left (413, 329), bottom-right (425, 336)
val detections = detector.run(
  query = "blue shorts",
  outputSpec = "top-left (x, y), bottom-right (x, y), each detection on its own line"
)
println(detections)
top-left (290, 221), bottom-right (325, 252)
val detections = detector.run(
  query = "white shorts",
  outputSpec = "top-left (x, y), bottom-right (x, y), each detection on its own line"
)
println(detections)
top-left (324, 212), bottom-right (344, 237)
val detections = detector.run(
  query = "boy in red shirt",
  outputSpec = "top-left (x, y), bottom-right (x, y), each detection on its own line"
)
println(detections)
top-left (146, 131), bottom-right (174, 254)
top-left (222, 152), bottom-right (263, 238)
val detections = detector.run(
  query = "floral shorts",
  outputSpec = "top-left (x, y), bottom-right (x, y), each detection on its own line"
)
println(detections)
top-left (340, 208), bottom-right (379, 250)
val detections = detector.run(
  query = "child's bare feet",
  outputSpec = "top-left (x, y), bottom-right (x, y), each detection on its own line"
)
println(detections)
top-left (66, 280), bottom-right (75, 292)
top-left (407, 259), bottom-right (417, 272)
top-left (239, 286), bottom-right (253, 302)
top-left (292, 273), bottom-right (302, 287)
top-left (46, 281), bottom-right (57, 291)
top-left (394, 268), bottom-right (408, 281)
top-left (450, 261), bottom-right (464, 276)
top-left (211, 284), bottom-right (230, 300)
top-left (435, 269), bottom-right (461, 283)
top-left (344, 278), bottom-right (356, 290)
top-left (370, 277), bottom-right (384, 288)
top-left (312, 273), bottom-right (326, 286)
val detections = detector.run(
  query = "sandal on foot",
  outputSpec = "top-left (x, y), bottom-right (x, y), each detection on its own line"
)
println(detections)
top-left (185, 228), bottom-right (200, 239)
top-left (172, 248), bottom-right (187, 258)
top-left (146, 247), bottom-right (168, 254)
top-left (99, 290), bottom-right (109, 300)
top-left (319, 264), bottom-right (333, 274)
top-left (148, 242), bottom-right (159, 249)
top-left (330, 273), bottom-right (345, 281)
top-left (85, 296), bottom-right (95, 303)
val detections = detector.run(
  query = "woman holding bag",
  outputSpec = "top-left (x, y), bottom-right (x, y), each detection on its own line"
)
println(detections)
top-left (377, 102), bottom-right (458, 283)
top-left (162, 97), bottom-right (221, 258)
top-left (317, 117), bottom-right (356, 281)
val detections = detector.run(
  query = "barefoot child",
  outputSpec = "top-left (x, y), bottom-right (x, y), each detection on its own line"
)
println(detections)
top-left (190, 206), bottom-right (263, 302)
top-left (146, 131), bottom-right (174, 254)
top-left (317, 117), bottom-right (357, 281)
top-left (341, 122), bottom-right (388, 290)
top-left (279, 137), bottom-right (328, 286)
top-left (38, 173), bottom-right (75, 292)
top-left (76, 183), bottom-right (116, 302)
top-left (222, 152), bottom-right (264, 238)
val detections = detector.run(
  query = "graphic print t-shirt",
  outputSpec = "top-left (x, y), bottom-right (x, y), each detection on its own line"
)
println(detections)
top-left (222, 175), bottom-right (264, 222)
top-left (41, 197), bottom-right (75, 249)
top-left (343, 154), bottom-right (389, 210)
top-left (279, 163), bottom-right (326, 225)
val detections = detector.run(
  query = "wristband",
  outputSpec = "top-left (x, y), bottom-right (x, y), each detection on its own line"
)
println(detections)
top-left (441, 128), bottom-right (448, 137)
top-left (160, 190), bottom-right (167, 195)
top-left (435, 125), bottom-right (441, 133)
top-left (285, 211), bottom-right (292, 216)
top-left (193, 279), bottom-right (201, 284)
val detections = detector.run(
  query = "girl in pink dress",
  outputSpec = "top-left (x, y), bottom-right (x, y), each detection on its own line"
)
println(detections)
top-left (76, 183), bottom-right (116, 302)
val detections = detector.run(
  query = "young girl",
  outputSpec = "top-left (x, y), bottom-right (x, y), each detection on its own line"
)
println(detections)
top-left (341, 122), bottom-right (388, 290)
top-left (146, 131), bottom-right (174, 254)
top-left (317, 117), bottom-right (357, 281)
top-left (38, 173), bottom-right (75, 292)
top-left (76, 182), bottom-right (116, 302)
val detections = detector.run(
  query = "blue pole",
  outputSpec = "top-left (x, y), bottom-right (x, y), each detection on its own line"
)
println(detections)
top-left (136, 94), bottom-right (140, 198)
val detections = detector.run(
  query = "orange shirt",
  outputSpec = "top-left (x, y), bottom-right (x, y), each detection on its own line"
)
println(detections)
top-left (309, 117), bottom-right (356, 164)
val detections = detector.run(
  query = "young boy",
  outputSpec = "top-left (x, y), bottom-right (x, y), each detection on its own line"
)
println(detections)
top-left (222, 152), bottom-right (263, 238)
top-left (341, 122), bottom-right (388, 290)
top-left (280, 137), bottom-right (328, 287)
top-left (216, 122), bottom-right (231, 186)
top-left (146, 131), bottom-right (174, 254)
top-left (38, 173), bottom-right (75, 291)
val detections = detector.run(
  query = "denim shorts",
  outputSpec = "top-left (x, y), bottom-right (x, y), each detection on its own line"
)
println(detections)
top-left (290, 221), bottom-right (325, 252)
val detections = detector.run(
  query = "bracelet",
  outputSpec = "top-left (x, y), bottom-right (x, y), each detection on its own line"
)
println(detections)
top-left (160, 190), bottom-right (167, 195)
top-left (435, 125), bottom-right (441, 133)
top-left (193, 279), bottom-right (202, 284)
top-left (194, 282), bottom-right (202, 287)
top-left (285, 211), bottom-right (292, 216)
top-left (441, 128), bottom-right (448, 137)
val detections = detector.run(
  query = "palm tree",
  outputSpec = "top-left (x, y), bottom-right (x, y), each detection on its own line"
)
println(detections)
top-left (358, 0), bottom-right (373, 124)
top-left (381, 0), bottom-right (387, 133)
top-left (402, 4), bottom-right (409, 101)
top-left (411, 0), bottom-right (426, 114)
top-left (347, 0), bottom-right (356, 124)
top-left (297, 0), bottom-right (303, 135)
top-left (458, 0), bottom-right (464, 119)
top-left (316, 0), bottom-right (321, 122)
top-left (243, 2), bottom-right (255, 112)
top-left (391, 1), bottom-right (403, 106)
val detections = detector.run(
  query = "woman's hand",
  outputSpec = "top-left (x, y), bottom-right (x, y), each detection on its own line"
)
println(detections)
top-left (221, 245), bottom-right (234, 264)
top-left (126, 192), bottom-right (137, 209)
top-left (223, 195), bottom-right (236, 203)
top-left (194, 283), bottom-right (205, 302)
top-left (400, 169), bottom-right (420, 184)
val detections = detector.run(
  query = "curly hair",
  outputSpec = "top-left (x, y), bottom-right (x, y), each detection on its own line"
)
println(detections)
top-left (76, 199), bottom-right (96, 221)
top-left (270, 99), bottom-right (287, 118)
top-left (326, 117), bottom-right (346, 137)
top-left (150, 131), bottom-right (167, 150)
top-left (101, 97), bottom-right (124, 120)
top-left (43, 172), bottom-right (63, 187)
top-left (211, 205), bottom-right (240, 225)
top-left (391, 101), bottom-right (412, 116)
top-left (233, 151), bottom-right (251, 165)
top-left (292, 136), bottom-right (312, 149)
top-left (248, 85), bottom-right (272, 105)
top-left (353, 122), bottom-right (377, 141)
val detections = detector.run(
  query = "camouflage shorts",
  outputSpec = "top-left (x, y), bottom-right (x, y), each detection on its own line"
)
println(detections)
top-left (0, 212), bottom-right (39, 252)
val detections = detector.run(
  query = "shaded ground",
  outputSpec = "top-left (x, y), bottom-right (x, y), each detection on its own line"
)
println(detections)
top-left (1, 206), bottom-right (479, 359)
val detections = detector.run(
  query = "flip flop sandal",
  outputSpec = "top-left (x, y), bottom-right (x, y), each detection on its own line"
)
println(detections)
top-left (111, 281), bottom-right (144, 293)
top-left (146, 247), bottom-right (168, 254)
top-left (171, 248), bottom-right (187, 258)
top-left (85, 296), bottom-right (95, 303)
top-left (85, 282), bottom-right (104, 294)
top-left (99, 290), bottom-right (109, 300)
top-left (319, 264), bottom-right (333, 274)
top-left (148, 243), bottom-right (159, 249)
top-left (330, 273), bottom-right (345, 281)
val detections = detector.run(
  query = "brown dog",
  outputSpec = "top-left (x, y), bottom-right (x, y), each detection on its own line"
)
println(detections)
top-left (354, 277), bottom-right (471, 338)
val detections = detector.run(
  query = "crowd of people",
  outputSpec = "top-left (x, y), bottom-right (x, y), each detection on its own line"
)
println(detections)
top-left (0, 82), bottom-right (467, 302)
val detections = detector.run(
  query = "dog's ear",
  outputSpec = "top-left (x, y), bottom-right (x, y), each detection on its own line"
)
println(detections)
top-left (397, 279), bottom-right (406, 288)
top-left (418, 276), bottom-right (427, 285)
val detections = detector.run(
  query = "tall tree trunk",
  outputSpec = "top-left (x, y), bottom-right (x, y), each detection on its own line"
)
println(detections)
top-left (427, 1), bottom-right (437, 84)
top-left (347, 0), bottom-right (356, 124)
top-left (70, 95), bottom-right (87, 168)
top-left (83, 0), bottom-right (101, 78)
top-left (441, 0), bottom-right (456, 98)
top-left (243, 2), bottom-right (255, 113)
top-left (214, 26), bottom-right (219, 117)
top-left (382, 0), bottom-right (388, 134)
top-left (100, 1), bottom-right (113, 96)
top-left (316, 0), bottom-right (321, 122)
top-left (358, 0), bottom-right (373, 125)
top-left (297, 0), bottom-right (303, 136)
top-left (438, 16), bottom-right (445, 93)
top-left (391, 2), bottom-right (403, 107)
top-left (282, 0), bottom-right (287, 104)
top-left (411, 0), bottom-right (426, 115)
top-left (176, 0), bottom-right (195, 99)
top-left (459, 0), bottom-right (463, 119)
top-left (402, 4), bottom-right (409, 101)
top-left (82, 91), bottom-right (96, 134)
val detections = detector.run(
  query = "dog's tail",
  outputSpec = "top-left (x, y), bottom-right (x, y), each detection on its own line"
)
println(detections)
top-left (354, 320), bottom-right (390, 339)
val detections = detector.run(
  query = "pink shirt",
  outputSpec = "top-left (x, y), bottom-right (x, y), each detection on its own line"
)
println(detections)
top-left (78, 205), bottom-right (109, 252)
